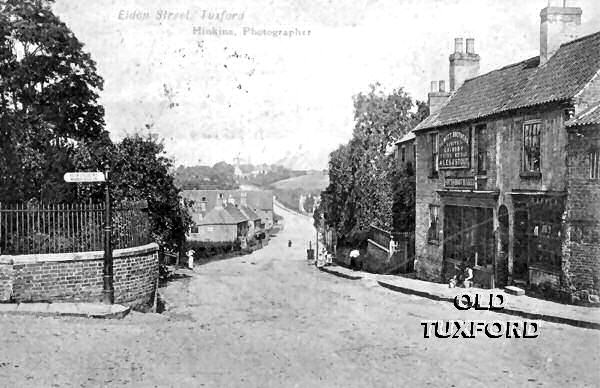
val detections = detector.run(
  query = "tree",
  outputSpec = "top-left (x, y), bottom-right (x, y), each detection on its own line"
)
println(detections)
top-left (317, 84), bottom-right (420, 245)
top-left (110, 134), bottom-right (192, 250)
top-left (0, 0), bottom-right (107, 202)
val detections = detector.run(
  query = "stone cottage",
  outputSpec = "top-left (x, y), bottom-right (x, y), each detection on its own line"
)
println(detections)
top-left (411, 3), bottom-right (600, 298)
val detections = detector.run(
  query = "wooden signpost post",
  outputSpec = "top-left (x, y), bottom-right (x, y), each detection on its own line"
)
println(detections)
top-left (64, 166), bottom-right (114, 304)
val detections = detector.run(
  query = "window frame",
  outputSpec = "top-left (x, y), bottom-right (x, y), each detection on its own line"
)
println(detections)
top-left (429, 132), bottom-right (439, 177)
top-left (521, 120), bottom-right (542, 175)
top-left (476, 124), bottom-right (487, 176)
top-left (428, 204), bottom-right (440, 244)
top-left (590, 150), bottom-right (600, 180)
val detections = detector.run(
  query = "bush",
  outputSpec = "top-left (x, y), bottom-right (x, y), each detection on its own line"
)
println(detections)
top-left (185, 240), bottom-right (241, 259)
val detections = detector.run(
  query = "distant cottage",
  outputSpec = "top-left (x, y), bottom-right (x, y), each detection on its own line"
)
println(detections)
top-left (399, 2), bottom-right (600, 300)
top-left (182, 190), bottom-right (274, 244)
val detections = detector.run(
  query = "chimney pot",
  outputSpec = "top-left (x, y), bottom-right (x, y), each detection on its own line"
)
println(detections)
top-left (454, 38), bottom-right (464, 53)
top-left (466, 38), bottom-right (475, 54)
top-left (430, 81), bottom-right (438, 92)
top-left (438, 80), bottom-right (446, 92)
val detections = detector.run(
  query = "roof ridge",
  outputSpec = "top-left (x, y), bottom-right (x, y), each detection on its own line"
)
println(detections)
top-left (559, 30), bottom-right (600, 47)
top-left (462, 56), bottom-right (539, 85)
top-left (581, 103), bottom-right (600, 118)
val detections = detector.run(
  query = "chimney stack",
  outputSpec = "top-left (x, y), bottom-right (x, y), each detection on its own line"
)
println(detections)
top-left (449, 37), bottom-right (480, 91)
top-left (466, 38), bottom-right (475, 54)
top-left (454, 38), bottom-right (464, 53)
top-left (540, 0), bottom-right (582, 65)
top-left (428, 79), bottom-right (451, 114)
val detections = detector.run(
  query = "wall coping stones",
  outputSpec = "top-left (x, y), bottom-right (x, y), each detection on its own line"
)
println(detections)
top-left (0, 243), bottom-right (158, 265)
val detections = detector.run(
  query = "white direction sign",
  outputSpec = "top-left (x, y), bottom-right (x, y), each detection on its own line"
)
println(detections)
top-left (64, 172), bottom-right (106, 183)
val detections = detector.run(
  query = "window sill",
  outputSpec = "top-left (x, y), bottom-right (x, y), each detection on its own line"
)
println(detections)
top-left (528, 264), bottom-right (561, 274)
top-left (520, 171), bottom-right (541, 179)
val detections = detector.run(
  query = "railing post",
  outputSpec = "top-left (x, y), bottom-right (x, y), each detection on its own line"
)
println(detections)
top-left (103, 164), bottom-right (114, 304)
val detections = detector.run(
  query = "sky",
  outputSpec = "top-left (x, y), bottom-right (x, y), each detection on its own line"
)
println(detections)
top-left (52, 0), bottom-right (600, 170)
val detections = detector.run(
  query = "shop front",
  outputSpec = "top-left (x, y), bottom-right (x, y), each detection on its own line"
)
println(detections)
top-left (438, 190), bottom-right (499, 288)
top-left (509, 192), bottom-right (566, 288)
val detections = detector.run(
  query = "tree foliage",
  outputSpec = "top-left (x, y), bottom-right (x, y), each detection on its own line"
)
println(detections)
top-left (174, 162), bottom-right (239, 190)
top-left (0, 1), bottom-right (190, 249)
top-left (316, 83), bottom-right (426, 244)
top-left (0, 0), bottom-right (107, 201)
top-left (110, 134), bottom-right (192, 249)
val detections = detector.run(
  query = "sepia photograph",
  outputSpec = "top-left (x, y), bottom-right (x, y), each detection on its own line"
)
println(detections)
top-left (0, 0), bottom-right (599, 386)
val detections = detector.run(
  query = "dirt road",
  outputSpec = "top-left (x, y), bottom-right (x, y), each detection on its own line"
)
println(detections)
top-left (0, 203), bottom-right (599, 387)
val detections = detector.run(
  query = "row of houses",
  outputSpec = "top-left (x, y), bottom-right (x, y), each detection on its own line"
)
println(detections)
top-left (395, 2), bottom-right (599, 299)
top-left (182, 190), bottom-right (276, 246)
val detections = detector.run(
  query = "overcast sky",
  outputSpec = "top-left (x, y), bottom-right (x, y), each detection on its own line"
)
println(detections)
top-left (52, 0), bottom-right (600, 170)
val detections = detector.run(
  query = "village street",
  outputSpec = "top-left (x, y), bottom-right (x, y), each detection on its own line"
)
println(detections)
top-left (0, 203), bottom-right (598, 387)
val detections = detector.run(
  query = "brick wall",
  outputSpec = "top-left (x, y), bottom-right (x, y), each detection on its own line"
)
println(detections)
top-left (364, 240), bottom-right (390, 273)
top-left (1, 243), bottom-right (158, 309)
top-left (564, 125), bottom-right (600, 296)
top-left (0, 260), bottom-right (13, 301)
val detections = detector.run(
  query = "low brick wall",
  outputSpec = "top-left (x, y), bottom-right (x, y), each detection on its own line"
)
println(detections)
top-left (0, 243), bottom-right (158, 309)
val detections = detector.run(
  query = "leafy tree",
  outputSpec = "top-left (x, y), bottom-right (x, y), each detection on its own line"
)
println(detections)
top-left (110, 134), bottom-right (192, 250)
top-left (317, 84), bottom-right (422, 245)
top-left (174, 162), bottom-right (239, 190)
top-left (0, 0), bottom-right (107, 202)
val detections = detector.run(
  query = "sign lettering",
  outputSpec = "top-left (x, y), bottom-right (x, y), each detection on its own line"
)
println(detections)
top-left (64, 172), bottom-right (106, 183)
top-left (439, 130), bottom-right (471, 169)
top-left (445, 176), bottom-right (475, 189)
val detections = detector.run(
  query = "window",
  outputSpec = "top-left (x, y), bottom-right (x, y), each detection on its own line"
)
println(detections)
top-left (444, 206), bottom-right (494, 267)
top-left (190, 226), bottom-right (199, 234)
top-left (476, 125), bottom-right (487, 175)
top-left (428, 205), bottom-right (440, 243)
top-left (590, 151), bottom-right (599, 179)
top-left (401, 146), bottom-right (406, 163)
top-left (430, 133), bottom-right (439, 176)
top-left (522, 122), bottom-right (541, 173)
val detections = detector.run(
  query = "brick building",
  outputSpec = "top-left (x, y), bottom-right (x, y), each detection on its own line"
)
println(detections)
top-left (410, 3), bottom-right (600, 298)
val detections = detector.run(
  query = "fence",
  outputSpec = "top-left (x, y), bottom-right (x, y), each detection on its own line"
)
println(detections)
top-left (0, 201), bottom-right (151, 255)
top-left (369, 224), bottom-right (414, 249)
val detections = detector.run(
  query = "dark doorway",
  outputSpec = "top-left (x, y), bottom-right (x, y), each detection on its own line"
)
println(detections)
top-left (513, 207), bottom-right (529, 282)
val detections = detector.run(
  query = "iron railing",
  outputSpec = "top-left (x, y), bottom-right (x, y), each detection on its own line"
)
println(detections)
top-left (0, 201), bottom-right (151, 255)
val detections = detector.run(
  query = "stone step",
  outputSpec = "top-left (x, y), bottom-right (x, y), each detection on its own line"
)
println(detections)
top-left (505, 285), bottom-right (525, 296)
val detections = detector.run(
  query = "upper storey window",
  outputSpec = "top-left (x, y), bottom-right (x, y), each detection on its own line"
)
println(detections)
top-left (522, 121), bottom-right (541, 173)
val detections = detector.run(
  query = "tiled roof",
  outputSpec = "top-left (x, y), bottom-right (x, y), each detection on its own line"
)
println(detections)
top-left (566, 103), bottom-right (600, 127)
top-left (239, 205), bottom-right (260, 221)
top-left (416, 31), bottom-right (600, 131)
top-left (395, 130), bottom-right (416, 144)
top-left (181, 189), bottom-right (273, 212)
top-left (224, 204), bottom-right (249, 223)
top-left (198, 207), bottom-right (239, 225)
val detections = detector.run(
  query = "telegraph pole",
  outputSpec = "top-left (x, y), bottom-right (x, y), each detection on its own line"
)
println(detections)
top-left (103, 164), bottom-right (114, 304)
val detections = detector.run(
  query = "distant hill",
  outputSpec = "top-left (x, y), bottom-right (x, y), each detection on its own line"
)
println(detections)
top-left (271, 172), bottom-right (329, 192)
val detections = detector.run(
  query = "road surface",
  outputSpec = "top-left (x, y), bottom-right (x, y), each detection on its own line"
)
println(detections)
top-left (0, 202), bottom-right (599, 387)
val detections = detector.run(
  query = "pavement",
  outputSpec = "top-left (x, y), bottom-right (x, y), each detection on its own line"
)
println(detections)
top-left (0, 301), bottom-right (131, 319)
top-left (319, 264), bottom-right (600, 330)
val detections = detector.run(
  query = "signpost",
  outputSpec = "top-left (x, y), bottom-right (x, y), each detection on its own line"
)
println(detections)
top-left (64, 167), bottom-right (113, 304)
